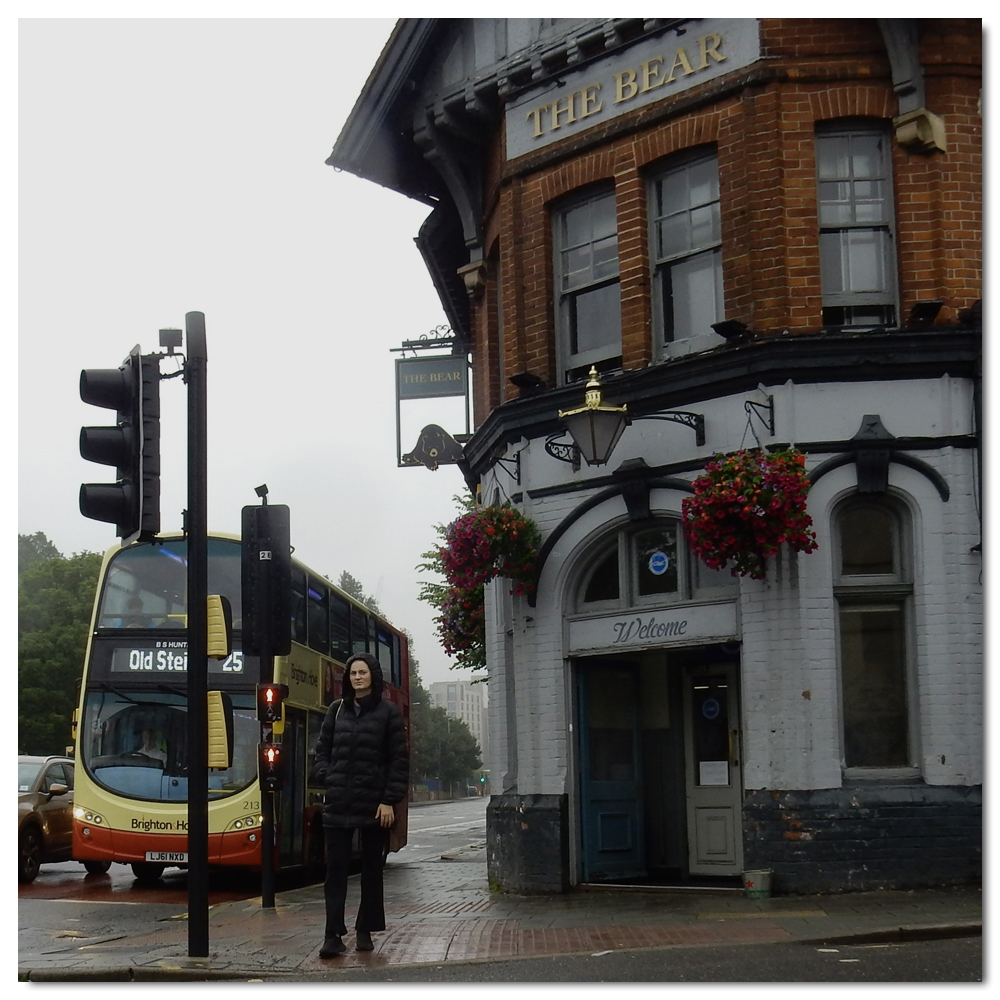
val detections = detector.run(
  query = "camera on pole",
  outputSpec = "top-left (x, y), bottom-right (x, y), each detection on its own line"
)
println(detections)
top-left (79, 346), bottom-right (160, 543)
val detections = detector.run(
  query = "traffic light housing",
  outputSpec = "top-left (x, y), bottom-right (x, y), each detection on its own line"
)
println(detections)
top-left (79, 347), bottom-right (160, 542)
top-left (258, 742), bottom-right (285, 792)
top-left (241, 503), bottom-right (292, 658)
top-left (256, 682), bottom-right (288, 725)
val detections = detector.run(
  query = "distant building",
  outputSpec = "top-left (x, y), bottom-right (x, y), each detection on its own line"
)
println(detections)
top-left (429, 680), bottom-right (489, 767)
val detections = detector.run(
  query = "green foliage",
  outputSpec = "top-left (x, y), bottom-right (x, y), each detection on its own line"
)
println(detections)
top-left (19, 531), bottom-right (62, 573)
top-left (417, 494), bottom-right (541, 675)
top-left (18, 538), bottom-right (102, 755)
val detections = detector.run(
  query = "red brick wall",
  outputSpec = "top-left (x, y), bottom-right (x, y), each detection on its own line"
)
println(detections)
top-left (469, 18), bottom-right (981, 421)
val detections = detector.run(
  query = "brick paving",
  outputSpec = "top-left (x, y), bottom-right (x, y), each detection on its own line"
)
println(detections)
top-left (18, 846), bottom-right (982, 980)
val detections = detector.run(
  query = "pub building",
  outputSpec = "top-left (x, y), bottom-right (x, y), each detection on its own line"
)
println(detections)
top-left (329, 19), bottom-right (982, 894)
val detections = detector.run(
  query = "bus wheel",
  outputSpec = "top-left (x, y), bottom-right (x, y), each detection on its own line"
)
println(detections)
top-left (131, 862), bottom-right (165, 883)
top-left (83, 860), bottom-right (112, 875)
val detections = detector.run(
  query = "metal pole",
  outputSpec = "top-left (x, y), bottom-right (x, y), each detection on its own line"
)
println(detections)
top-left (185, 311), bottom-right (209, 957)
top-left (254, 494), bottom-right (277, 908)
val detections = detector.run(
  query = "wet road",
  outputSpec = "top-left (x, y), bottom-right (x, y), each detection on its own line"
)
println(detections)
top-left (18, 797), bottom-right (488, 906)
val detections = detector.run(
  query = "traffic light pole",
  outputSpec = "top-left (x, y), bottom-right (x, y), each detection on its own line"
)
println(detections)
top-left (184, 312), bottom-right (210, 958)
top-left (257, 500), bottom-right (276, 909)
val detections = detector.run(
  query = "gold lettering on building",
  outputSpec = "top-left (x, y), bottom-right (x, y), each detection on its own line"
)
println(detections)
top-left (526, 32), bottom-right (727, 138)
top-left (663, 46), bottom-right (696, 84)
top-left (527, 82), bottom-right (603, 136)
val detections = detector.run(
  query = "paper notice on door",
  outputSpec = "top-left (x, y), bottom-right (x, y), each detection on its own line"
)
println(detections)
top-left (699, 760), bottom-right (730, 785)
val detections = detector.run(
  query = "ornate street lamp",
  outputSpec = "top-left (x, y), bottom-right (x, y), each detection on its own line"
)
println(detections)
top-left (548, 367), bottom-right (629, 467)
top-left (545, 366), bottom-right (706, 468)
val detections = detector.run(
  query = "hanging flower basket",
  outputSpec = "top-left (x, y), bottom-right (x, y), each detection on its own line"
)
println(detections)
top-left (682, 448), bottom-right (818, 580)
top-left (433, 505), bottom-right (541, 668)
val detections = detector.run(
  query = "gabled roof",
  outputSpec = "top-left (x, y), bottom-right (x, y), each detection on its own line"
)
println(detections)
top-left (326, 18), bottom-right (446, 204)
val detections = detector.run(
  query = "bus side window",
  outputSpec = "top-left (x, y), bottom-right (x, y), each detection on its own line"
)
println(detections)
top-left (290, 567), bottom-right (307, 646)
top-left (330, 594), bottom-right (351, 662)
top-left (350, 605), bottom-right (367, 656)
top-left (307, 577), bottom-right (330, 655)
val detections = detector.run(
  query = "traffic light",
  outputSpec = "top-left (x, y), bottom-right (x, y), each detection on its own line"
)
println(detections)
top-left (258, 742), bottom-right (285, 792)
top-left (256, 682), bottom-right (288, 725)
top-left (241, 503), bottom-right (292, 658)
top-left (479, 773), bottom-right (487, 784)
top-left (79, 347), bottom-right (160, 543)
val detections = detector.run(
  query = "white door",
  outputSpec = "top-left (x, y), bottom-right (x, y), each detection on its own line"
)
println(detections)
top-left (684, 663), bottom-right (743, 875)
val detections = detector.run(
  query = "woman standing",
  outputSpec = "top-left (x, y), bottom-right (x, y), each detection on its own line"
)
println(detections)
top-left (312, 652), bottom-right (408, 958)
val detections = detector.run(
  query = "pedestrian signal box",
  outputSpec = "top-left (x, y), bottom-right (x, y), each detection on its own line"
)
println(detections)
top-left (256, 683), bottom-right (288, 724)
top-left (258, 742), bottom-right (285, 792)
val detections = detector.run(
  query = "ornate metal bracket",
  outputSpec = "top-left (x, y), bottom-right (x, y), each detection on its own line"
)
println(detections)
top-left (631, 411), bottom-right (706, 447)
top-left (492, 450), bottom-right (521, 484)
top-left (744, 396), bottom-right (775, 437)
top-left (544, 432), bottom-right (581, 471)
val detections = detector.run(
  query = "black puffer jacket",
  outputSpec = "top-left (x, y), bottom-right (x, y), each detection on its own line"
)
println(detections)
top-left (313, 659), bottom-right (408, 830)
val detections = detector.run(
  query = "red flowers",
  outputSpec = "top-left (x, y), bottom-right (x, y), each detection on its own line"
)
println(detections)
top-left (682, 448), bottom-right (818, 580)
top-left (432, 505), bottom-right (541, 668)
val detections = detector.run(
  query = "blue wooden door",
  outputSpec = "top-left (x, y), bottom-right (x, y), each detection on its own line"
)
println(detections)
top-left (578, 662), bottom-right (646, 882)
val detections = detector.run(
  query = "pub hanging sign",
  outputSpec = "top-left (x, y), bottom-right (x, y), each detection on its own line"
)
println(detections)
top-left (396, 355), bottom-right (468, 399)
top-left (393, 346), bottom-right (471, 470)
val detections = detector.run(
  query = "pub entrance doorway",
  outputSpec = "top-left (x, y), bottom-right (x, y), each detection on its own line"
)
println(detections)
top-left (576, 645), bottom-right (743, 885)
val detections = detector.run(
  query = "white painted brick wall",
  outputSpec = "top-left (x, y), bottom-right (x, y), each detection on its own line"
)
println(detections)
top-left (486, 376), bottom-right (982, 799)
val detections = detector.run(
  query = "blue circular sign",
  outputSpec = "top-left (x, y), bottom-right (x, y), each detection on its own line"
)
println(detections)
top-left (701, 697), bottom-right (721, 720)
top-left (648, 550), bottom-right (670, 576)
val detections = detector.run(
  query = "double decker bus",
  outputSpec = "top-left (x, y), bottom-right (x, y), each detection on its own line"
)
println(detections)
top-left (71, 532), bottom-right (410, 882)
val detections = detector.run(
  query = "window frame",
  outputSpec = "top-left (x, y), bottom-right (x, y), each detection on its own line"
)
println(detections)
top-left (816, 122), bottom-right (899, 330)
top-left (576, 517), bottom-right (736, 613)
top-left (833, 496), bottom-right (918, 777)
top-left (648, 148), bottom-right (724, 352)
top-left (553, 186), bottom-right (622, 384)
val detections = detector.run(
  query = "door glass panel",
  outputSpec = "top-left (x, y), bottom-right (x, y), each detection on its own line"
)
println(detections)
top-left (690, 676), bottom-right (730, 786)
top-left (588, 669), bottom-right (635, 782)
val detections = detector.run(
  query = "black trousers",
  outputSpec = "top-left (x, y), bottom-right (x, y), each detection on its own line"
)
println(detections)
top-left (323, 825), bottom-right (387, 936)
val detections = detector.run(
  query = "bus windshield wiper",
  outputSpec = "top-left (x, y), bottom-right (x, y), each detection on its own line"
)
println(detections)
top-left (157, 684), bottom-right (187, 698)
top-left (97, 683), bottom-right (174, 707)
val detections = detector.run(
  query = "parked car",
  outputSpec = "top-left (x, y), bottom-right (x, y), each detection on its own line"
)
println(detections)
top-left (18, 755), bottom-right (110, 882)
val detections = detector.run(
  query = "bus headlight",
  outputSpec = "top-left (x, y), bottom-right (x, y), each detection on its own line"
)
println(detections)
top-left (75, 806), bottom-right (105, 827)
top-left (227, 815), bottom-right (260, 832)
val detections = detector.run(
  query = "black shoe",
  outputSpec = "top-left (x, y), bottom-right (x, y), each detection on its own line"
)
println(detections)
top-left (356, 930), bottom-right (374, 951)
top-left (319, 935), bottom-right (346, 958)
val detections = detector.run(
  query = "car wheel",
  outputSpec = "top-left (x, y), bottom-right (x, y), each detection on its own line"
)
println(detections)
top-left (131, 862), bottom-right (165, 883)
top-left (83, 860), bottom-right (112, 875)
top-left (19, 827), bottom-right (43, 884)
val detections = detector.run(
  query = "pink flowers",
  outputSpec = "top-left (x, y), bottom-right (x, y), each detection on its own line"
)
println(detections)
top-left (682, 448), bottom-right (818, 580)
top-left (434, 505), bottom-right (541, 665)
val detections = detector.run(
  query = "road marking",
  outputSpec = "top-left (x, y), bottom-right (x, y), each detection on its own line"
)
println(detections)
top-left (407, 821), bottom-right (486, 835)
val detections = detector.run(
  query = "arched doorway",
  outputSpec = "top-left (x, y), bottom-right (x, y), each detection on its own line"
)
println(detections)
top-left (569, 518), bottom-right (744, 885)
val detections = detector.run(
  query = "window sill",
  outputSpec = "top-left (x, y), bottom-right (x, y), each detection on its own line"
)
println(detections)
top-left (662, 332), bottom-right (725, 360)
top-left (842, 767), bottom-right (921, 782)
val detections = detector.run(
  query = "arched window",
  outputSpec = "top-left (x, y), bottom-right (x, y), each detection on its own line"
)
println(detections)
top-left (834, 498), bottom-right (915, 772)
top-left (576, 518), bottom-right (737, 611)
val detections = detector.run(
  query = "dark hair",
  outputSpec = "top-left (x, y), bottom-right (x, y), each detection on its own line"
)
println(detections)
top-left (342, 652), bottom-right (383, 703)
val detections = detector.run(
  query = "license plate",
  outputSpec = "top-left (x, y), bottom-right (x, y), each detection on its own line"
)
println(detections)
top-left (145, 851), bottom-right (187, 863)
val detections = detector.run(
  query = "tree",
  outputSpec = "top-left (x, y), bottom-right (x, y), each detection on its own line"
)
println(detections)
top-left (336, 570), bottom-right (384, 616)
top-left (19, 532), bottom-right (62, 574)
top-left (18, 539), bottom-right (102, 754)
